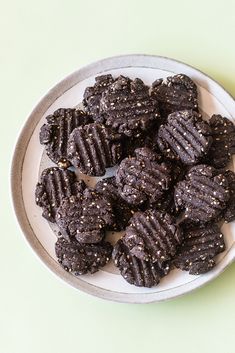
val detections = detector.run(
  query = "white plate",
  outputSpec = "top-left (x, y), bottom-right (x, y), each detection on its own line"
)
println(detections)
top-left (11, 54), bottom-right (235, 303)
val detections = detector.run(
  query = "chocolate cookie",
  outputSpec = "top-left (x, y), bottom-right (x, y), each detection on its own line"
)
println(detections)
top-left (207, 114), bottom-right (235, 168)
top-left (95, 177), bottom-right (137, 231)
top-left (122, 128), bottom-right (159, 158)
top-left (152, 162), bottom-right (186, 215)
top-left (83, 74), bottom-right (115, 121)
top-left (116, 147), bottom-right (173, 206)
top-left (55, 189), bottom-right (114, 243)
top-left (55, 237), bottom-right (113, 275)
top-left (67, 122), bottom-right (122, 176)
top-left (151, 74), bottom-right (198, 120)
top-left (123, 210), bottom-right (182, 262)
top-left (223, 170), bottom-right (235, 222)
top-left (157, 110), bottom-right (212, 165)
top-left (173, 224), bottom-right (225, 275)
top-left (174, 164), bottom-right (230, 223)
top-left (100, 76), bottom-right (159, 137)
top-left (39, 108), bottom-right (92, 168)
top-left (35, 167), bottom-right (85, 222)
top-left (113, 239), bottom-right (170, 287)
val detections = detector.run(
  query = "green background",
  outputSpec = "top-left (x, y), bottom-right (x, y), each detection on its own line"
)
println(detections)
top-left (1, 1), bottom-right (235, 352)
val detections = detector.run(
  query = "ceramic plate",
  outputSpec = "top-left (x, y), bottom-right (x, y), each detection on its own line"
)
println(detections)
top-left (11, 54), bottom-right (235, 303)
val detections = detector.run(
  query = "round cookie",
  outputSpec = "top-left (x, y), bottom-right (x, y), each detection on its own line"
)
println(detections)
top-left (55, 237), bottom-right (113, 275)
top-left (113, 239), bottom-right (170, 287)
top-left (116, 147), bottom-right (173, 206)
top-left (95, 177), bottom-right (137, 231)
top-left (123, 209), bottom-right (183, 263)
top-left (157, 110), bottom-right (212, 165)
top-left (67, 122), bottom-right (122, 176)
top-left (100, 75), bottom-right (159, 137)
top-left (55, 189), bottom-right (114, 243)
top-left (174, 164), bottom-right (230, 223)
top-left (83, 74), bottom-right (115, 121)
top-left (151, 74), bottom-right (198, 120)
top-left (207, 114), bottom-right (235, 168)
top-left (173, 224), bottom-right (225, 275)
top-left (35, 167), bottom-right (85, 222)
top-left (39, 108), bottom-right (92, 168)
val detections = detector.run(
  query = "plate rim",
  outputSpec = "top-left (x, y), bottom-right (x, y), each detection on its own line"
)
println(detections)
top-left (11, 54), bottom-right (235, 303)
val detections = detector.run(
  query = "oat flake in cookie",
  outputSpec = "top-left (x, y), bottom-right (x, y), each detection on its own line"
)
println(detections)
top-left (55, 189), bottom-right (114, 243)
top-left (113, 239), bottom-right (170, 287)
top-left (55, 238), bottom-right (113, 275)
top-left (151, 74), bottom-right (198, 120)
top-left (173, 224), bottom-right (225, 275)
top-left (67, 122), bottom-right (122, 176)
top-left (116, 147), bottom-right (173, 206)
top-left (174, 164), bottom-right (230, 223)
top-left (39, 108), bottom-right (92, 168)
top-left (123, 210), bottom-right (182, 263)
top-left (83, 74), bottom-right (115, 121)
top-left (100, 76), bottom-right (159, 137)
top-left (207, 114), bottom-right (235, 168)
top-left (35, 167), bottom-right (85, 222)
top-left (95, 177), bottom-right (137, 231)
top-left (157, 110), bottom-right (212, 165)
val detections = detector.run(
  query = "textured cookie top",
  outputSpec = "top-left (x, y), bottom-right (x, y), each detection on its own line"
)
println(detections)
top-left (55, 189), bottom-right (114, 243)
top-left (67, 122), bottom-right (122, 176)
top-left (174, 164), bottom-right (230, 223)
top-left (151, 74), bottom-right (198, 119)
top-left (35, 167), bottom-right (85, 222)
top-left (39, 108), bottom-right (92, 168)
top-left (173, 224), bottom-right (225, 275)
top-left (83, 74), bottom-right (115, 121)
top-left (157, 110), bottom-right (212, 165)
top-left (113, 239), bottom-right (170, 287)
top-left (207, 114), bottom-right (235, 168)
top-left (116, 147), bottom-right (173, 206)
top-left (100, 76), bottom-right (159, 137)
top-left (95, 177), bottom-right (137, 231)
top-left (55, 237), bottom-right (113, 275)
top-left (123, 209), bottom-right (182, 262)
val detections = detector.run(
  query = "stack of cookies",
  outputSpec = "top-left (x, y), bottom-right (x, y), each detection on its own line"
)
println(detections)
top-left (35, 73), bottom-right (235, 287)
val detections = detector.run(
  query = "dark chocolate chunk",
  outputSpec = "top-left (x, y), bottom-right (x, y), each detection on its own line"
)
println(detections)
top-left (55, 189), bottom-right (114, 243)
top-left (151, 74), bottom-right (198, 120)
top-left (116, 147), bottom-right (173, 206)
top-left (67, 122), bottom-right (122, 176)
top-left (83, 74), bottom-right (115, 121)
top-left (174, 164), bottom-right (230, 223)
top-left (100, 76), bottom-right (159, 137)
top-left (113, 239), bottom-right (170, 287)
top-left (55, 237), bottom-right (113, 275)
top-left (157, 110), bottom-right (212, 165)
top-left (123, 209), bottom-right (182, 262)
top-left (40, 108), bottom-right (92, 168)
top-left (223, 170), bottom-right (235, 222)
top-left (95, 177), bottom-right (137, 231)
top-left (173, 224), bottom-right (225, 275)
top-left (35, 167), bottom-right (85, 222)
top-left (207, 114), bottom-right (235, 168)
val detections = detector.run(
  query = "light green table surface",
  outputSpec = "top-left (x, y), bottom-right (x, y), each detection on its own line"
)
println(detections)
top-left (1, 1), bottom-right (235, 352)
